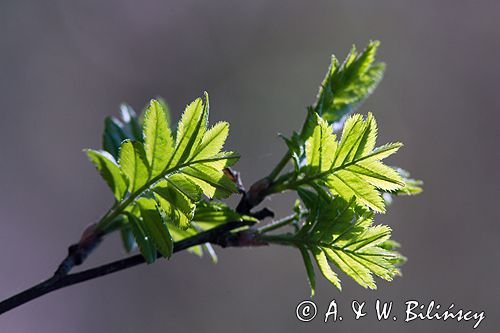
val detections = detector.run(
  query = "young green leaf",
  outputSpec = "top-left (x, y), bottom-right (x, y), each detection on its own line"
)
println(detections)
top-left (312, 247), bottom-right (341, 290)
top-left (389, 168), bottom-right (423, 195)
top-left (191, 122), bottom-right (229, 161)
top-left (119, 140), bottom-right (150, 193)
top-left (168, 96), bottom-right (207, 167)
top-left (305, 116), bottom-right (337, 173)
top-left (301, 112), bottom-right (404, 212)
top-left (314, 40), bottom-right (385, 129)
top-left (119, 104), bottom-right (143, 141)
top-left (137, 198), bottom-right (173, 258)
top-left (298, 245), bottom-right (316, 297)
top-left (86, 149), bottom-right (127, 200)
top-left (103, 117), bottom-right (128, 159)
top-left (192, 201), bottom-right (257, 230)
top-left (153, 180), bottom-right (195, 230)
top-left (166, 173), bottom-right (203, 202)
top-left (182, 164), bottom-right (237, 199)
top-left (127, 213), bottom-right (157, 264)
top-left (120, 223), bottom-right (136, 253)
top-left (90, 94), bottom-right (239, 263)
top-left (143, 99), bottom-right (174, 177)
top-left (102, 104), bottom-right (143, 159)
top-left (290, 190), bottom-right (404, 291)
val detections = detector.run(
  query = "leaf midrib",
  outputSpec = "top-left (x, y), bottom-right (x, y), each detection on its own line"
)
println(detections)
top-left (286, 143), bottom-right (401, 190)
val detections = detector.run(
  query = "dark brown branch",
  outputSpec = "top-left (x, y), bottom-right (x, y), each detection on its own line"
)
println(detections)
top-left (0, 220), bottom-right (264, 315)
top-left (0, 166), bottom-right (277, 315)
top-left (53, 223), bottom-right (104, 277)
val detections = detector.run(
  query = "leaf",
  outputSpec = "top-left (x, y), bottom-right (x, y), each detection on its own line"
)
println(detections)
top-left (298, 245), bottom-right (316, 297)
top-left (167, 223), bottom-right (203, 257)
top-left (137, 198), bottom-right (173, 258)
top-left (103, 117), bottom-right (128, 159)
top-left (154, 97), bottom-right (171, 128)
top-left (153, 180), bottom-right (195, 230)
top-left (327, 170), bottom-right (385, 212)
top-left (305, 114), bottom-right (337, 173)
top-left (102, 104), bottom-right (143, 159)
top-left (168, 95), bottom-right (207, 167)
top-left (312, 247), bottom-right (341, 290)
top-left (314, 41), bottom-right (385, 129)
top-left (166, 173), bottom-right (203, 202)
top-left (85, 149), bottom-right (127, 200)
top-left (324, 247), bottom-right (376, 289)
top-left (202, 243), bottom-right (218, 263)
top-left (302, 112), bottom-right (404, 213)
top-left (292, 190), bottom-right (404, 290)
top-left (91, 94), bottom-right (239, 263)
top-left (119, 140), bottom-right (150, 193)
top-left (183, 164), bottom-right (237, 199)
top-left (346, 161), bottom-right (404, 191)
top-left (119, 103), bottom-right (143, 141)
top-left (192, 201), bottom-right (257, 230)
top-left (143, 99), bottom-right (174, 177)
top-left (191, 122), bottom-right (229, 161)
top-left (390, 168), bottom-right (423, 195)
top-left (120, 223), bottom-right (136, 253)
top-left (281, 132), bottom-right (305, 173)
top-left (127, 213), bottom-right (157, 264)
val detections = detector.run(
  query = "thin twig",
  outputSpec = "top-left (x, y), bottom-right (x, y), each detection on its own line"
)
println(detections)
top-left (0, 220), bottom-right (258, 315)
top-left (0, 158), bottom-right (284, 315)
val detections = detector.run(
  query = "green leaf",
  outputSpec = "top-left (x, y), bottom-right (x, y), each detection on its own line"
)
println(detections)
top-left (166, 173), bottom-right (203, 202)
top-left (292, 191), bottom-right (404, 290)
top-left (119, 103), bottom-right (143, 141)
top-left (302, 112), bottom-right (404, 212)
top-left (183, 164), bottom-right (237, 199)
top-left (143, 99), bottom-right (174, 177)
top-left (314, 41), bottom-right (385, 129)
top-left (85, 149), bottom-right (127, 200)
top-left (137, 198), bottom-right (173, 258)
top-left (153, 180), bottom-right (195, 230)
top-left (102, 104), bottom-right (143, 159)
top-left (92, 93), bottom-right (240, 263)
top-left (120, 223), bottom-right (136, 253)
top-left (119, 140), bottom-right (150, 193)
top-left (327, 170), bottom-right (386, 212)
top-left (154, 97), bottom-right (171, 128)
top-left (127, 213), bottom-right (157, 264)
top-left (312, 247), bottom-right (341, 290)
top-left (168, 95), bottom-right (207, 167)
top-left (103, 117), bottom-right (128, 159)
top-left (390, 168), bottom-right (423, 195)
top-left (172, 228), bottom-right (204, 257)
top-left (281, 132), bottom-right (304, 173)
top-left (192, 121), bottom-right (229, 161)
top-left (298, 246), bottom-right (316, 297)
top-left (192, 201), bottom-right (257, 230)
top-left (324, 247), bottom-right (376, 289)
top-left (202, 243), bottom-right (218, 263)
top-left (305, 115), bottom-right (337, 173)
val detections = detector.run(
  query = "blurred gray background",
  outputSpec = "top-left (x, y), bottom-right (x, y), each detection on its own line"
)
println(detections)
top-left (0, 0), bottom-right (499, 332)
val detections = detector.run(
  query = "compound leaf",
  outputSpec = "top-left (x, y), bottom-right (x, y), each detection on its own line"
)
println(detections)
top-left (314, 40), bottom-right (385, 129)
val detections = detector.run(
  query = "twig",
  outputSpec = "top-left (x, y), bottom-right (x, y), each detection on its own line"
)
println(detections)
top-left (0, 164), bottom-right (279, 315)
top-left (0, 220), bottom-right (261, 315)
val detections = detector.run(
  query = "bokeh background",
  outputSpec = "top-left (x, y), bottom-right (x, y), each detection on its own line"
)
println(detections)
top-left (1, 0), bottom-right (499, 332)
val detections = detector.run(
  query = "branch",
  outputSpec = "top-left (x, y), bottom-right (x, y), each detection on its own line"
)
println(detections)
top-left (0, 162), bottom-right (281, 315)
top-left (0, 220), bottom-right (263, 315)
